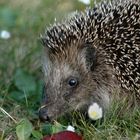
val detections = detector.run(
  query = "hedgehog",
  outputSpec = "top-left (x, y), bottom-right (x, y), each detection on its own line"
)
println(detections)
top-left (39, 0), bottom-right (140, 121)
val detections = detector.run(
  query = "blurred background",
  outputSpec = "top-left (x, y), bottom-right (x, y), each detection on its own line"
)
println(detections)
top-left (0, 0), bottom-right (92, 138)
top-left (0, 0), bottom-right (91, 84)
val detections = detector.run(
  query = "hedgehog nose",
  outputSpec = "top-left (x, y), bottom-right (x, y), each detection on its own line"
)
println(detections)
top-left (39, 107), bottom-right (50, 122)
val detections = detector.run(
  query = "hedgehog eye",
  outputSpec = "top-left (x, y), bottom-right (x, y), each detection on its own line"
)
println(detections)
top-left (68, 77), bottom-right (78, 87)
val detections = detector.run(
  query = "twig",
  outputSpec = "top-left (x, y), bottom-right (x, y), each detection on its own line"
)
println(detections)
top-left (0, 107), bottom-right (17, 124)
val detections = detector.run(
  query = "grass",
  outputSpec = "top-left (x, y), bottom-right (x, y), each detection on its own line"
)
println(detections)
top-left (0, 0), bottom-right (140, 139)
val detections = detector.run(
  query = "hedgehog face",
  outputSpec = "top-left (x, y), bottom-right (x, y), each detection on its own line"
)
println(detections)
top-left (39, 42), bottom-right (111, 121)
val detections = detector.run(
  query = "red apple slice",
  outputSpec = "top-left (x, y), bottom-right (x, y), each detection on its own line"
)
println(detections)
top-left (43, 131), bottom-right (83, 140)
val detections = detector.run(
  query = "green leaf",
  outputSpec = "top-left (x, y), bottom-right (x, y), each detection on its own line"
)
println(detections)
top-left (41, 123), bottom-right (53, 135)
top-left (9, 91), bottom-right (25, 101)
top-left (52, 122), bottom-right (65, 134)
top-left (14, 69), bottom-right (36, 93)
top-left (0, 7), bottom-right (17, 27)
top-left (41, 123), bottom-right (65, 136)
top-left (32, 130), bottom-right (43, 139)
top-left (16, 119), bottom-right (33, 140)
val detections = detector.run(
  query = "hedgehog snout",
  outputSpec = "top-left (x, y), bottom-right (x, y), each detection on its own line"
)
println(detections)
top-left (39, 106), bottom-right (51, 122)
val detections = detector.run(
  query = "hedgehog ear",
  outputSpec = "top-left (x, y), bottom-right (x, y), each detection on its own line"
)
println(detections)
top-left (84, 43), bottom-right (96, 71)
